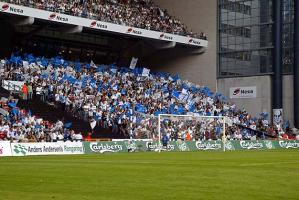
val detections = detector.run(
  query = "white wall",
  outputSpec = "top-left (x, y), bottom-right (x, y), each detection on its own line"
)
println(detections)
top-left (151, 0), bottom-right (217, 90)
top-left (218, 75), bottom-right (295, 126)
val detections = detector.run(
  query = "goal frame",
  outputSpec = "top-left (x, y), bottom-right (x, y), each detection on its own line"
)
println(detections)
top-left (158, 114), bottom-right (226, 152)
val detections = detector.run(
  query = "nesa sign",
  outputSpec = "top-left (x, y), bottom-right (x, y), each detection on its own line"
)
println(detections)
top-left (229, 86), bottom-right (257, 99)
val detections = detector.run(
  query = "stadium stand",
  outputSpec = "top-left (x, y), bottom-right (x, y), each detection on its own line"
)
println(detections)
top-left (0, 94), bottom-right (84, 142)
top-left (3, 0), bottom-right (207, 39)
top-left (0, 53), bottom-right (297, 142)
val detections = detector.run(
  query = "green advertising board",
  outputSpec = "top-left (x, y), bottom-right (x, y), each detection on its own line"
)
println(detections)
top-left (83, 140), bottom-right (299, 154)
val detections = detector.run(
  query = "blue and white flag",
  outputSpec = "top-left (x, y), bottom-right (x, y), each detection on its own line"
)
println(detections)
top-left (142, 68), bottom-right (150, 77)
top-left (172, 90), bottom-right (180, 99)
top-left (90, 60), bottom-right (97, 68)
top-left (129, 57), bottom-right (138, 69)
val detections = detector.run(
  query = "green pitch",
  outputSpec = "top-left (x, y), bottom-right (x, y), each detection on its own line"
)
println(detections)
top-left (0, 150), bottom-right (298, 200)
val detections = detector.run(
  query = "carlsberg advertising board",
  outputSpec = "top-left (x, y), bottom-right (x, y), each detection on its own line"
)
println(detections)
top-left (4, 140), bottom-right (299, 157)
top-left (83, 140), bottom-right (299, 154)
top-left (84, 142), bottom-right (127, 154)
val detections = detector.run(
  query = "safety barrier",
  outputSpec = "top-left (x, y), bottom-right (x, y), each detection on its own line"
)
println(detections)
top-left (83, 140), bottom-right (299, 153)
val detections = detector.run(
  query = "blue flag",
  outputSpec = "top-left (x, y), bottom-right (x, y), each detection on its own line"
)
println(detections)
top-left (64, 122), bottom-right (72, 128)
top-left (172, 90), bottom-right (180, 99)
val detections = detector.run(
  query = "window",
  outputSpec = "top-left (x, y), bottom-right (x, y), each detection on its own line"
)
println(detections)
top-left (218, 0), bottom-right (291, 77)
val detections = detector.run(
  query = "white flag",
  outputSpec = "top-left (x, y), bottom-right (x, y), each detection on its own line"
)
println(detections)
top-left (182, 88), bottom-right (188, 94)
top-left (129, 57), bottom-right (138, 69)
top-left (23, 61), bottom-right (29, 68)
top-left (110, 68), bottom-right (117, 73)
top-left (90, 120), bottom-right (97, 130)
top-left (90, 60), bottom-right (97, 68)
top-left (142, 68), bottom-right (150, 77)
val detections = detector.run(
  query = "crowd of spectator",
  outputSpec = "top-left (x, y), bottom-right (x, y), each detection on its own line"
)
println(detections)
top-left (4, 0), bottom-right (207, 39)
top-left (0, 53), bottom-right (298, 142)
top-left (0, 93), bottom-right (83, 142)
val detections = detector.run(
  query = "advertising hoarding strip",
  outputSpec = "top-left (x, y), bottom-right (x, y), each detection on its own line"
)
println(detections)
top-left (1, 140), bottom-right (298, 157)
top-left (83, 140), bottom-right (299, 154)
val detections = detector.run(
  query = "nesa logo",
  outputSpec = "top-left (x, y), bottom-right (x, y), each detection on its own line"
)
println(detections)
top-left (159, 33), bottom-right (173, 40)
top-left (1, 4), bottom-right (9, 11)
top-left (233, 88), bottom-right (254, 95)
top-left (49, 13), bottom-right (56, 20)
top-left (90, 20), bottom-right (107, 29)
top-left (188, 38), bottom-right (200, 45)
top-left (9, 6), bottom-right (23, 13)
top-left (127, 27), bottom-right (133, 33)
top-left (56, 15), bottom-right (68, 22)
top-left (1, 4), bottom-right (23, 13)
top-left (48, 13), bottom-right (68, 22)
top-left (230, 86), bottom-right (256, 99)
top-left (233, 88), bottom-right (240, 95)
top-left (127, 28), bottom-right (142, 35)
top-left (90, 20), bottom-right (97, 27)
top-left (241, 90), bottom-right (254, 94)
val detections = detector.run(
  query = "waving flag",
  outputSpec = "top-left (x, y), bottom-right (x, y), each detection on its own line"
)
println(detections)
top-left (172, 74), bottom-right (180, 82)
top-left (172, 90), bottom-right (180, 99)
top-left (142, 68), bottom-right (150, 77)
top-left (90, 60), bottom-right (97, 68)
top-left (64, 122), bottom-right (72, 128)
top-left (129, 57), bottom-right (138, 69)
top-left (75, 61), bottom-right (81, 72)
top-left (135, 104), bottom-right (147, 113)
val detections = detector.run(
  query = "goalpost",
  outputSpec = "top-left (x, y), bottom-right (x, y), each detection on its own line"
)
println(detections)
top-left (158, 114), bottom-right (226, 152)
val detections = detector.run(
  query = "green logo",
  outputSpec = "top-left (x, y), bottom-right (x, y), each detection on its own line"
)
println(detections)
top-left (13, 144), bottom-right (27, 155)
top-left (224, 141), bottom-right (235, 151)
top-left (177, 141), bottom-right (189, 151)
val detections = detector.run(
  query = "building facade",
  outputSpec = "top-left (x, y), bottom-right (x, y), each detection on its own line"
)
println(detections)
top-left (218, 0), bottom-right (294, 76)
top-left (217, 0), bottom-right (298, 128)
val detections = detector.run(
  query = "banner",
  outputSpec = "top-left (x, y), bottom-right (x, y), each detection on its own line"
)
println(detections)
top-left (2, 140), bottom-right (298, 157)
top-left (0, 141), bottom-right (12, 157)
top-left (225, 140), bottom-right (299, 150)
top-left (11, 142), bottom-right (84, 156)
top-left (230, 86), bottom-right (257, 99)
top-left (2, 80), bottom-right (24, 92)
top-left (226, 140), bottom-right (271, 150)
top-left (274, 140), bottom-right (299, 149)
top-left (129, 57), bottom-right (138, 69)
top-left (273, 109), bottom-right (283, 127)
top-left (84, 140), bottom-right (299, 154)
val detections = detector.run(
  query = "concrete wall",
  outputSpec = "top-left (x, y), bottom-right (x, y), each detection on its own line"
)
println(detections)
top-left (149, 0), bottom-right (217, 90)
top-left (217, 76), bottom-right (272, 118)
top-left (217, 75), bottom-right (295, 126)
top-left (283, 75), bottom-right (294, 126)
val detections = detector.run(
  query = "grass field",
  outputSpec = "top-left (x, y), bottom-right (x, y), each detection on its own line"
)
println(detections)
top-left (0, 150), bottom-right (298, 200)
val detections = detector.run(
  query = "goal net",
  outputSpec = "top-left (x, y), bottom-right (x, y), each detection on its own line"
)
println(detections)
top-left (131, 112), bottom-right (226, 152)
top-left (158, 114), bottom-right (226, 151)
